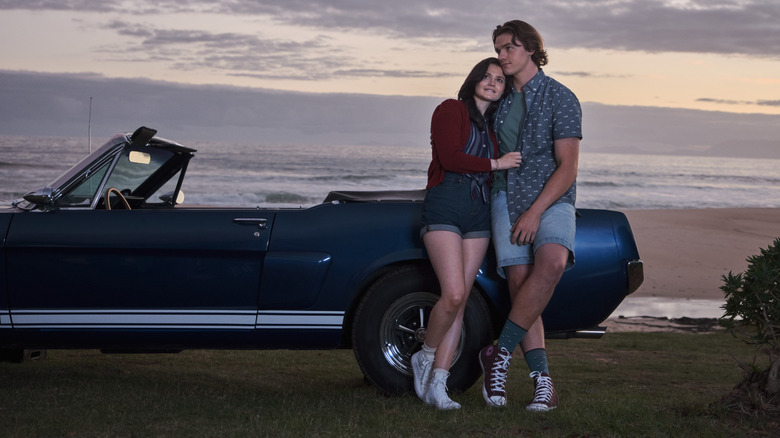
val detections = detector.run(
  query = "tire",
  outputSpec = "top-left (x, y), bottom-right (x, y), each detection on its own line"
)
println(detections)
top-left (352, 264), bottom-right (493, 395)
top-left (0, 349), bottom-right (47, 363)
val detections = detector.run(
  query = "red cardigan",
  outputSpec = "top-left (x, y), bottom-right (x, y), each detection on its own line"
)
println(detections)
top-left (426, 99), bottom-right (498, 189)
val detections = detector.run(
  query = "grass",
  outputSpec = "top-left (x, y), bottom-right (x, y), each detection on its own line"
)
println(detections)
top-left (0, 331), bottom-right (773, 437)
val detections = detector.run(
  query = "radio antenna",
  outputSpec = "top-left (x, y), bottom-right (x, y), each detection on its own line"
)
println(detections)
top-left (88, 96), bottom-right (93, 154)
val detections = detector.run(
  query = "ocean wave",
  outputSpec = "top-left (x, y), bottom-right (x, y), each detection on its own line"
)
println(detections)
top-left (307, 174), bottom-right (394, 182)
top-left (263, 192), bottom-right (311, 204)
top-left (0, 161), bottom-right (58, 169)
top-left (578, 180), bottom-right (632, 188)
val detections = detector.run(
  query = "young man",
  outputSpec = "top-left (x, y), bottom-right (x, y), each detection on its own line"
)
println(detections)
top-left (479, 20), bottom-right (582, 412)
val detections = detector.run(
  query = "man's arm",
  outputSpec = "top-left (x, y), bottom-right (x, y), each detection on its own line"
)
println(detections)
top-left (510, 137), bottom-right (580, 245)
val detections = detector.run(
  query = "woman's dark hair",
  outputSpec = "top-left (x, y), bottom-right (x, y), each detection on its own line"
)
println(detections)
top-left (457, 57), bottom-right (507, 130)
top-left (492, 20), bottom-right (548, 68)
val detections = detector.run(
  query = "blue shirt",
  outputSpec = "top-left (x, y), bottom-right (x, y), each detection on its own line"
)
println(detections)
top-left (494, 69), bottom-right (582, 223)
top-left (462, 119), bottom-right (494, 203)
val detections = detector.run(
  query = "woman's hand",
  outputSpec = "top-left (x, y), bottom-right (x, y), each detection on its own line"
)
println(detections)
top-left (495, 152), bottom-right (522, 170)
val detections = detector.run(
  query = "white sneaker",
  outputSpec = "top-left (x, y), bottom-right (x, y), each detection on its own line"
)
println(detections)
top-left (424, 369), bottom-right (461, 410)
top-left (411, 350), bottom-right (433, 400)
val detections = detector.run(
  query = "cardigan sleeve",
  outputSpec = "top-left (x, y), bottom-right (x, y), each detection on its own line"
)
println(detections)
top-left (430, 99), bottom-right (493, 174)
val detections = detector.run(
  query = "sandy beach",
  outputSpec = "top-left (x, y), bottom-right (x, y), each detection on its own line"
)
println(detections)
top-left (604, 208), bottom-right (779, 332)
top-left (622, 208), bottom-right (779, 300)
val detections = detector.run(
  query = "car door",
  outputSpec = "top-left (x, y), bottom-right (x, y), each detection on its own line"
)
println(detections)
top-left (4, 207), bottom-right (274, 346)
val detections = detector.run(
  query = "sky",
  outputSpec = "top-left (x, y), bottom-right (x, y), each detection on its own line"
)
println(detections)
top-left (1, 0), bottom-right (779, 158)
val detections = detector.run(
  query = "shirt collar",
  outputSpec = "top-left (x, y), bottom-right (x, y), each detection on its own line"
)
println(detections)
top-left (512, 68), bottom-right (546, 95)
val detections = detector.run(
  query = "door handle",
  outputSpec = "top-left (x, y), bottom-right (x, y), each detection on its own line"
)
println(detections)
top-left (233, 218), bottom-right (268, 229)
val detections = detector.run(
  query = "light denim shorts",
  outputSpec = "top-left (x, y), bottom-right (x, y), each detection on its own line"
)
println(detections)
top-left (490, 191), bottom-right (576, 279)
top-left (420, 173), bottom-right (491, 239)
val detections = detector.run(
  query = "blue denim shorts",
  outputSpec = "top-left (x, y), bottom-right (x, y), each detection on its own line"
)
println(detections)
top-left (420, 173), bottom-right (491, 239)
top-left (490, 191), bottom-right (575, 278)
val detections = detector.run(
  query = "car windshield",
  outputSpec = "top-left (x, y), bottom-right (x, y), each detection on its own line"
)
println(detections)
top-left (48, 135), bottom-right (124, 191)
top-left (57, 163), bottom-right (111, 207)
top-left (104, 148), bottom-right (175, 195)
top-left (56, 145), bottom-right (176, 208)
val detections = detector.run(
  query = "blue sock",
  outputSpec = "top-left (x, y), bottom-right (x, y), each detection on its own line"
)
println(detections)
top-left (524, 348), bottom-right (549, 374)
top-left (496, 320), bottom-right (527, 353)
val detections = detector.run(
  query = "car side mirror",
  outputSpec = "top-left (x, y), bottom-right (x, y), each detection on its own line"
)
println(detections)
top-left (22, 187), bottom-right (55, 211)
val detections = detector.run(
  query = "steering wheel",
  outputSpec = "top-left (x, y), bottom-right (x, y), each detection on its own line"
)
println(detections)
top-left (105, 187), bottom-right (131, 210)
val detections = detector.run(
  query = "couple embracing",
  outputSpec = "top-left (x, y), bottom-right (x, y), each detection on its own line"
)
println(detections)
top-left (413, 20), bottom-right (582, 411)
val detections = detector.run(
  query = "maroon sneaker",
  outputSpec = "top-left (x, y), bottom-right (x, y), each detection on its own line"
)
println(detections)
top-left (478, 345), bottom-right (512, 407)
top-left (526, 371), bottom-right (558, 412)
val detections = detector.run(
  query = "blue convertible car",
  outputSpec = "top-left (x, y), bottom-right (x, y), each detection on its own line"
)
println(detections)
top-left (0, 127), bottom-right (643, 394)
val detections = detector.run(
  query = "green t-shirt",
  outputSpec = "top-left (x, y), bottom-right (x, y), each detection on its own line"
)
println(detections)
top-left (492, 90), bottom-right (525, 194)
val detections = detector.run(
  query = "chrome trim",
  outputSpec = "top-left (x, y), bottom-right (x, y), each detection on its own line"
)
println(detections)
top-left (233, 218), bottom-right (268, 229)
top-left (545, 327), bottom-right (606, 339)
top-left (627, 259), bottom-right (644, 295)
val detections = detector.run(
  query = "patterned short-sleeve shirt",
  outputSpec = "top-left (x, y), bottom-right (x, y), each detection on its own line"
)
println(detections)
top-left (494, 69), bottom-right (582, 223)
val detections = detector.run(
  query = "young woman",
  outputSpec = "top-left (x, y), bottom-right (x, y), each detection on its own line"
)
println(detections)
top-left (412, 57), bottom-right (522, 409)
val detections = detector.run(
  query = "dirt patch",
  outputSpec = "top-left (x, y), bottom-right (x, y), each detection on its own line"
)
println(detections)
top-left (710, 363), bottom-right (780, 435)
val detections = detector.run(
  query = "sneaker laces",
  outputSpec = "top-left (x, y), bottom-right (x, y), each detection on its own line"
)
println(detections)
top-left (427, 374), bottom-right (461, 410)
top-left (430, 375), bottom-right (449, 393)
top-left (489, 347), bottom-right (512, 392)
top-left (529, 371), bottom-right (554, 404)
top-left (412, 350), bottom-right (434, 400)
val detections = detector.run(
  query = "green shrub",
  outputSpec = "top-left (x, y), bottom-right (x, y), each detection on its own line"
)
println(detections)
top-left (720, 237), bottom-right (780, 397)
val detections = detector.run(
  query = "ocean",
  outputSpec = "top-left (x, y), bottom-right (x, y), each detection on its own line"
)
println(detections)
top-left (2, 134), bottom-right (779, 211)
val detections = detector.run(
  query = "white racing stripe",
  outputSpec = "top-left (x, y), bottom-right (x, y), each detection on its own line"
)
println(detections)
top-left (256, 310), bottom-right (344, 329)
top-left (4, 309), bottom-right (345, 330)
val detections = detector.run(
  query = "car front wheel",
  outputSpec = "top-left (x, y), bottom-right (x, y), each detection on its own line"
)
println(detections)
top-left (351, 264), bottom-right (493, 395)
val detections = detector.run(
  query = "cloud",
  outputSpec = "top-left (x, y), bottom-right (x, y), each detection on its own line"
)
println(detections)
top-left (2, 0), bottom-right (779, 58)
top-left (332, 69), bottom-right (457, 79)
top-left (0, 70), bottom-right (439, 146)
top-left (697, 97), bottom-right (780, 108)
top-left (1, 70), bottom-right (779, 159)
top-left (84, 18), bottom-right (459, 82)
top-left (583, 102), bottom-right (780, 158)
top-left (94, 20), bottom-right (348, 79)
top-left (555, 71), bottom-right (629, 79)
